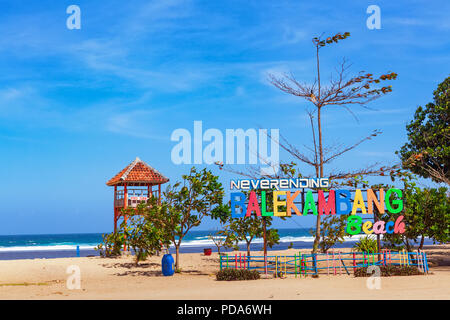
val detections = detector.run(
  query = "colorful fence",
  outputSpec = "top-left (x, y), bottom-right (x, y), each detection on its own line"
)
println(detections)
top-left (219, 249), bottom-right (429, 277)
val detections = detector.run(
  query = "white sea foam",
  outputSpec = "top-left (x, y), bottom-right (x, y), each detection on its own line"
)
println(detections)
top-left (0, 245), bottom-right (96, 252)
top-left (0, 234), bottom-right (367, 252)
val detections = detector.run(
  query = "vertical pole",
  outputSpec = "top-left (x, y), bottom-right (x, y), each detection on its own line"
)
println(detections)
top-left (338, 251), bottom-right (342, 275)
top-left (113, 185), bottom-right (117, 233)
top-left (423, 252), bottom-right (428, 274)
top-left (235, 254), bottom-right (237, 269)
top-left (243, 254), bottom-right (246, 270)
top-left (264, 253), bottom-right (267, 275)
top-left (239, 253), bottom-right (242, 269)
top-left (353, 252), bottom-right (356, 267)
top-left (158, 184), bottom-right (161, 205)
top-left (275, 256), bottom-right (278, 278)
top-left (327, 252), bottom-right (329, 275)
top-left (294, 254), bottom-right (297, 278)
top-left (76, 245), bottom-right (80, 257)
top-left (247, 254), bottom-right (250, 270)
top-left (123, 183), bottom-right (128, 252)
top-left (313, 253), bottom-right (318, 275)
top-left (333, 250), bottom-right (336, 275)
top-left (220, 254), bottom-right (222, 271)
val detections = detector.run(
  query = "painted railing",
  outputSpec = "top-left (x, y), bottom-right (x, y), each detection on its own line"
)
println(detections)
top-left (219, 249), bottom-right (429, 277)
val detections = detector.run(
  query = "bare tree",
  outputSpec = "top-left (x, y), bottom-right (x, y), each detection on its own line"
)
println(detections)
top-left (267, 32), bottom-right (398, 252)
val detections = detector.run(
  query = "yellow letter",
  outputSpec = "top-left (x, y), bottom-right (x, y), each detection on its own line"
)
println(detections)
top-left (352, 189), bottom-right (367, 214)
top-left (362, 221), bottom-right (373, 234)
top-left (273, 191), bottom-right (287, 216)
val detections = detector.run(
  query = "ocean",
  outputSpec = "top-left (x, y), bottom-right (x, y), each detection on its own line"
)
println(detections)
top-left (0, 228), bottom-right (367, 260)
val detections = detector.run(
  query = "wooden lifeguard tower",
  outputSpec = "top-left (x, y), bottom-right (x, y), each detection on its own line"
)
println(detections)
top-left (106, 157), bottom-right (169, 232)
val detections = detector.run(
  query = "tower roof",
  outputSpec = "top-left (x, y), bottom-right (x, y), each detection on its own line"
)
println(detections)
top-left (106, 157), bottom-right (169, 186)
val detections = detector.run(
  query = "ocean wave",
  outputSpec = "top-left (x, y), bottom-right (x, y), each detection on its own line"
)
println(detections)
top-left (0, 245), bottom-right (96, 252)
top-left (0, 234), bottom-right (367, 252)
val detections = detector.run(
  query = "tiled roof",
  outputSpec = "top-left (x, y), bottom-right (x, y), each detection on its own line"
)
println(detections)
top-left (106, 157), bottom-right (169, 186)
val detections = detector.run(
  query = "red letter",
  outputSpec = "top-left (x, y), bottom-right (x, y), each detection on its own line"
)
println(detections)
top-left (246, 191), bottom-right (261, 217)
top-left (318, 190), bottom-right (335, 215)
top-left (394, 215), bottom-right (405, 234)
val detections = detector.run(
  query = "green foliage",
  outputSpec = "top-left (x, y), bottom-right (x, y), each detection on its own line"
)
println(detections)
top-left (398, 76), bottom-right (449, 184)
top-left (354, 265), bottom-right (421, 277)
top-left (384, 184), bottom-right (449, 250)
top-left (315, 214), bottom-right (349, 253)
top-left (353, 235), bottom-right (378, 253)
top-left (222, 216), bottom-right (279, 257)
top-left (95, 232), bottom-right (124, 257)
top-left (121, 197), bottom-right (173, 263)
top-left (216, 269), bottom-right (260, 281)
top-left (163, 167), bottom-right (225, 269)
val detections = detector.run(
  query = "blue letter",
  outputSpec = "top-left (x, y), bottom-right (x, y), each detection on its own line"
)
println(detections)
top-left (335, 190), bottom-right (352, 215)
top-left (231, 192), bottom-right (247, 218)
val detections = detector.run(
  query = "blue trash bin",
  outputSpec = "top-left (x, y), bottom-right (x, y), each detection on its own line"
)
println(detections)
top-left (162, 254), bottom-right (175, 276)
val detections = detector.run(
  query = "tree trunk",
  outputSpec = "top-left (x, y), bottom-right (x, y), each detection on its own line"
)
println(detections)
top-left (246, 241), bottom-right (251, 257)
top-left (419, 235), bottom-right (425, 250)
top-left (175, 245), bottom-right (180, 270)
top-left (313, 106), bottom-right (324, 253)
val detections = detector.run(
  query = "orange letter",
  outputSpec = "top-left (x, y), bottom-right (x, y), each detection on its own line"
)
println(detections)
top-left (367, 189), bottom-right (385, 214)
top-left (286, 191), bottom-right (301, 216)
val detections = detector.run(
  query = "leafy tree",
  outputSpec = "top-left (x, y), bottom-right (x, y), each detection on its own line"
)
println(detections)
top-left (398, 76), bottom-right (449, 185)
top-left (382, 183), bottom-right (449, 251)
top-left (222, 216), bottom-right (279, 257)
top-left (314, 214), bottom-right (349, 253)
top-left (163, 167), bottom-right (225, 270)
top-left (95, 231), bottom-right (125, 258)
top-left (120, 198), bottom-right (172, 263)
top-left (95, 197), bottom-right (171, 264)
top-left (208, 231), bottom-right (229, 255)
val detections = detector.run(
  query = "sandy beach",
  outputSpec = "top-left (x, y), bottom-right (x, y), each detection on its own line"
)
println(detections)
top-left (0, 245), bottom-right (449, 300)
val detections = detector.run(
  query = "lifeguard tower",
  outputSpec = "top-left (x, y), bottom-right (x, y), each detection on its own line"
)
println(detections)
top-left (106, 157), bottom-right (169, 232)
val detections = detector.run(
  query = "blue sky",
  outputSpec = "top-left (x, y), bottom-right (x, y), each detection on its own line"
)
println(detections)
top-left (0, 0), bottom-right (448, 235)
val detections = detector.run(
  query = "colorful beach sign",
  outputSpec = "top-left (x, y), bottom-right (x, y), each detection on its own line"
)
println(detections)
top-left (229, 178), bottom-right (405, 235)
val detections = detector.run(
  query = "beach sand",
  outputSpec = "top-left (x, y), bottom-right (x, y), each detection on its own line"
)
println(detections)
top-left (0, 245), bottom-right (449, 300)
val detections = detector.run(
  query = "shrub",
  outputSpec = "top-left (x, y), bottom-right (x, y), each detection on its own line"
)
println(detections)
top-left (353, 235), bottom-right (378, 253)
top-left (95, 232), bottom-right (124, 257)
top-left (354, 265), bottom-right (421, 277)
top-left (216, 269), bottom-right (260, 281)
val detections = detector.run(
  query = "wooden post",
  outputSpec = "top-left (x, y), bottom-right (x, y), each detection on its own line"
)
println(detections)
top-left (158, 184), bottom-right (161, 205)
top-left (123, 183), bottom-right (128, 252)
top-left (113, 186), bottom-right (117, 232)
top-left (294, 254), bottom-right (297, 278)
top-left (275, 256), bottom-right (278, 278)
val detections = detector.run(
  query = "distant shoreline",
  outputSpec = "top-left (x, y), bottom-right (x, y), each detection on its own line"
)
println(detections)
top-left (0, 237), bottom-right (438, 261)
